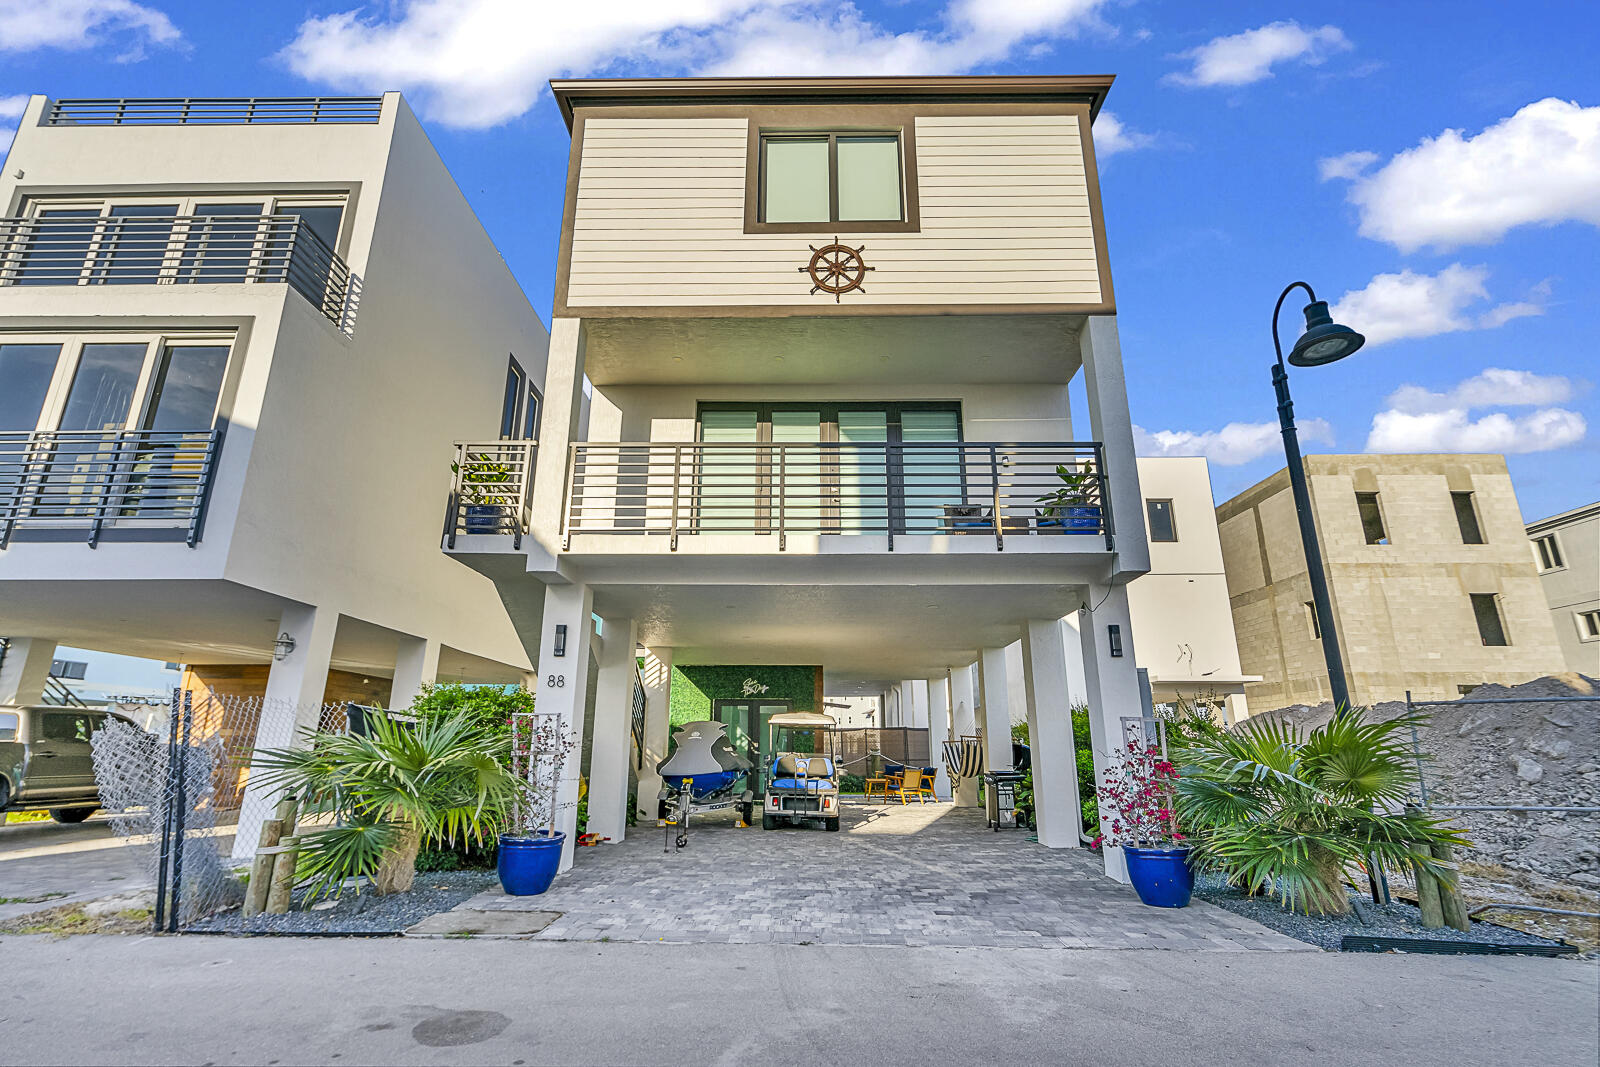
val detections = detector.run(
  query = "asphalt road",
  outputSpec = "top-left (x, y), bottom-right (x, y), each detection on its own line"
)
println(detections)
top-left (0, 935), bottom-right (1594, 1066)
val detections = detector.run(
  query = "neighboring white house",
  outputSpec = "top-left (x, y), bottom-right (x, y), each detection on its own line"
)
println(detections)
top-left (0, 94), bottom-right (550, 852)
top-left (1526, 501), bottom-right (1600, 676)
top-left (443, 75), bottom-right (1153, 880)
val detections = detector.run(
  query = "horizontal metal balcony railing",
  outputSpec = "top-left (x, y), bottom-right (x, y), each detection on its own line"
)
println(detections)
top-left (46, 97), bottom-right (384, 125)
top-left (0, 214), bottom-right (352, 325)
top-left (0, 430), bottom-right (222, 548)
top-left (443, 441), bottom-right (537, 551)
top-left (561, 441), bottom-right (1112, 552)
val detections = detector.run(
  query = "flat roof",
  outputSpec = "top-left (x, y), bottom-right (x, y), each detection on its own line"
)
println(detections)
top-left (1527, 499), bottom-right (1600, 533)
top-left (548, 74), bottom-right (1116, 130)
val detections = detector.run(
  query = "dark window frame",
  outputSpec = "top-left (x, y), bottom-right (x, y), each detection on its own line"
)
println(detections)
top-left (1470, 593), bottom-right (1510, 647)
top-left (1305, 601), bottom-right (1322, 640)
top-left (1356, 491), bottom-right (1388, 545)
top-left (1534, 533), bottom-right (1564, 572)
top-left (1146, 499), bottom-right (1177, 542)
top-left (745, 123), bottom-right (921, 235)
top-left (499, 355), bottom-right (541, 442)
top-left (1451, 491), bottom-right (1485, 544)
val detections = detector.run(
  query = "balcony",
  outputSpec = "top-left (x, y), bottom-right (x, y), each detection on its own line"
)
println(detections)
top-left (560, 441), bottom-right (1112, 552)
top-left (0, 429), bottom-right (222, 548)
top-left (443, 441), bottom-right (538, 550)
top-left (0, 214), bottom-right (352, 325)
top-left (46, 97), bottom-right (384, 126)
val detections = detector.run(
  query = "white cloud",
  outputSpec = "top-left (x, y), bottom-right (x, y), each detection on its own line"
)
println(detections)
top-left (1383, 368), bottom-right (1577, 415)
top-left (1165, 20), bottom-right (1350, 88)
top-left (1367, 408), bottom-right (1586, 454)
top-left (1323, 98), bottom-right (1600, 252)
top-left (0, 0), bottom-right (180, 60)
top-left (0, 93), bottom-right (26, 151)
top-left (1317, 149), bottom-right (1376, 181)
top-left (1093, 111), bottom-right (1156, 157)
top-left (280, 0), bottom-right (1114, 129)
top-left (1367, 368), bottom-right (1587, 454)
top-left (1134, 418), bottom-right (1332, 466)
top-left (1328, 264), bottom-right (1545, 347)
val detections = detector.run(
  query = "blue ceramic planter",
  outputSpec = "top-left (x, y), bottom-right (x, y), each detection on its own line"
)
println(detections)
top-left (1123, 845), bottom-right (1193, 908)
top-left (498, 831), bottom-right (565, 895)
top-left (464, 504), bottom-right (505, 534)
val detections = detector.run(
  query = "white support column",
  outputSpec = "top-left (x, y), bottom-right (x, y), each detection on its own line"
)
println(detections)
top-left (926, 673), bottom-right (952, 799)
top-left (389, 635), bottom-right (440, 711)
top-left (1079, 584), bottom-right (1144, 883)
top-left (904, 679), bottom-right (929, 730)
top-left (1061, 612), bottom-right (1089, 706)
top-left (233, 603), bottom-right (338, 860)
top-left (0, 637), bottom-right (56, 705)
top-left (528, 317), bottom-right (587, 554)
top-left (588, 615), bottom-right (637, 844)
top-left (635, 648), bottom-right (672, 821)
top-left (949, 662), bottom-right (979, 808)
top-left (977, 647), bottom-right (1013, 774)
top-left (1080, 316), bottom-right (1150, 580)
top-left (535, 582), bottom-right (595, 872)
top-left (1022, 618), bottom-right (1082, 849)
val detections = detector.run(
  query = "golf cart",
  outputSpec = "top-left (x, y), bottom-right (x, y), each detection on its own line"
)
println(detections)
top-left (762, 711), bottom-right (840, 831)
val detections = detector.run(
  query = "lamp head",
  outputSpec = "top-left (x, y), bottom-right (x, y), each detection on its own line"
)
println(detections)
top-left (1288, 300), bottom-right (1365, 366)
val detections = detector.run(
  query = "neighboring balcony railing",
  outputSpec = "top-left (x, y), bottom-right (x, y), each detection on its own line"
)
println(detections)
top-left (0, 214), bottom-right (352, 325)
top-left (0, 430), bottom-right (222, 549)
top-left (561, 441), bottom-right (1113, 552)
top-left (46, 97), bottom-right (384, 125)
top-left (443, 441), bottom-right (537, 550)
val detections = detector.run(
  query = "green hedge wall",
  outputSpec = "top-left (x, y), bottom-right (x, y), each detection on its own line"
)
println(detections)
top-left (669, 664), bottom-right (819, 725)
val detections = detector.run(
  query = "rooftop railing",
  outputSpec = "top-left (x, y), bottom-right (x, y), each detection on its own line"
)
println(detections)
top-left (46, 97), bottom-right (384, 126)
top-left (443, 441), bottom-right (538, 551)
top-left (0, 429), bottom-right (222, 549)
top-left (560, 440), bottom-right (1112, 551)
top-left (0, 214), bottom-right (351, 325)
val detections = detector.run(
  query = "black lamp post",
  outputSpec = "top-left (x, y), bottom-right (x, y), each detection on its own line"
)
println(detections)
top-left (1271, 281), bottom-right (1365, 712)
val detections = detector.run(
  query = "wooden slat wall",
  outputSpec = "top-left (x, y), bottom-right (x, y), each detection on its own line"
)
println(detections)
top-left (566, 114), bottom-right (1103, 308)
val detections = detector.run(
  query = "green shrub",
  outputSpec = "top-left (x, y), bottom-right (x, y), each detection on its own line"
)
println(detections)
top-left (839, 773), bottom-right (867, 794)
top-left (406, 682), bottom-right (536, 748)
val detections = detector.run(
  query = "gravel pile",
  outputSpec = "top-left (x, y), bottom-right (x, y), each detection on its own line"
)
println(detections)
top-left (1251, 673), bottom-right (1600, 887)
top-left (1193, 873), bottom-right (1571, 953)
top-left (189, 870), bottom-right (498, 935)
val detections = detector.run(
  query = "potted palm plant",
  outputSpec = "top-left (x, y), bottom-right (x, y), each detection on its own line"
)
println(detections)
top-left (497, 711), bottom-right (576, 895)
top-left (1093, 738), bottom-right (1192, 907)
top-left (248, 709), bottom-right (520, 902)
top-left (452, 452), bottom-right (516, 534)
top-left (1034, 464), bottom-right (1102, 534)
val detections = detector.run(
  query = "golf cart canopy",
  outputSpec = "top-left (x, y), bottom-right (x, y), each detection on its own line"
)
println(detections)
top-left (767, 711), bottom-right (836, 728)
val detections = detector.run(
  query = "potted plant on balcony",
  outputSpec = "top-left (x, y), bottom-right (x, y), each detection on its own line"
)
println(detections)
top-left (497, 711), bottom-right (577, 895)
top-left (1093, 738), bottom-right (1192, 908)
top-left (451, 453), bottom-right (516, 534)
top-left (1034, 464), bottom-right (1101, 534)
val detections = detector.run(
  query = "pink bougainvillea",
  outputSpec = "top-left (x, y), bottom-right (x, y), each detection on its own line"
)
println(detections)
top-left (1091, 739), bottom-right (1183, 849)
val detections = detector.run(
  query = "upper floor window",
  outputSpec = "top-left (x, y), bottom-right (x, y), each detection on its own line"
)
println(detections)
top-left (1452, 491), bottom-right (1485, 544)
top-left (1533, 533), bottom-right (1564, 572)
top-left (1356, 491), bottom-right (1388, 545)
top-left (1577, 609), bottom-right (1600, 643)
top-left (1470, 593), bottom-right (1509, 646)
top-left (760, 133), bottom-right (904, 225)
top-left (499, 356), bottom-right (540, 441)
top-left (1146, 499), bottom-right (1177, 542)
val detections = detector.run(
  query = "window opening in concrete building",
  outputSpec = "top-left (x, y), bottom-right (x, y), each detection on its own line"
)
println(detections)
top-left (1305, 601), bottom-right (1321, 640)
top-left (1579, 610), bottom-right (1600, 642)
top-left (1146, 499), bottom-right (1176, 542)
top-left (1470, 593), bottom-right (1509, 646)
top-left (1451, 491), bottom-right (1484, 544)
top-left (1533, 533), bottom-right (1564, 572)
top-left (1356, 492), bottom-right (1387, 545)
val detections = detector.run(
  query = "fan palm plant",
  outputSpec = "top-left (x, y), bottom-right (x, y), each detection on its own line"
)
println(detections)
top-left (1171, 711), bottom-right (1468, 916)
top-left (249, 709), bottom-right (524, 901)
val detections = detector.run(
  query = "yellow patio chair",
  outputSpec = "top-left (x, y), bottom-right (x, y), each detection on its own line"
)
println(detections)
top-left (887, 768), bottom-right (930, 804)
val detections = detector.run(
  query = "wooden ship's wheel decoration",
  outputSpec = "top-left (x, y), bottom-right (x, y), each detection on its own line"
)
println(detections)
top-left (800, 238), bottom-right (873, 302)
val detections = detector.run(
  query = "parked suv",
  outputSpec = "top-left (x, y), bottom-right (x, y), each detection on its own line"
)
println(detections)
top-left (0, 706), bottom-right (136, 823)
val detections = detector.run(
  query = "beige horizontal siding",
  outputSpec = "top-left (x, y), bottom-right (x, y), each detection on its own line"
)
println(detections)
top-left (566, 114), bottom-right (1104, 308)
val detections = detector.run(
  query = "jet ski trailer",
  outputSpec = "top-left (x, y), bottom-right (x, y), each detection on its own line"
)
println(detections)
top-left (656, 720), bottom-right (755, 850)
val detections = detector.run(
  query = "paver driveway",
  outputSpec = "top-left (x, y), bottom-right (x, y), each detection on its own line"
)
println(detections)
top-left (464, 798), bottom-right (1311, 950)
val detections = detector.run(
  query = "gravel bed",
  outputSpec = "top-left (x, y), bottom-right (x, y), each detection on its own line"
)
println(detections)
top-left (1194, 873), bottom-right (1573, 953)
top-left (188, 870), bottom-right (498, 936)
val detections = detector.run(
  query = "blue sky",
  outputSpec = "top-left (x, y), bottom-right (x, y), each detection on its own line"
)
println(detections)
top-left (2, 0), bottom-right (1596, 520)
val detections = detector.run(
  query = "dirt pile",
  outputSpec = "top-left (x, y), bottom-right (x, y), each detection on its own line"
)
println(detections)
top-left (1250, 673), bottom-right (1600, 887)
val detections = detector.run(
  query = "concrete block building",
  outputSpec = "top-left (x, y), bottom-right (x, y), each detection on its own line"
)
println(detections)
top-left (1216, 453), bottom-right (1567, 710)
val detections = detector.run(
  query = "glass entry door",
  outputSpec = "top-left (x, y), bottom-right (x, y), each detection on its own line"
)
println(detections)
top-left (712, 698), bottom-right (793, 797)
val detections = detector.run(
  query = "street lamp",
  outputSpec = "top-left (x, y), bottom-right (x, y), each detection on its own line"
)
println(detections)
top-left (1272, 281), bottom-right (1365, 711)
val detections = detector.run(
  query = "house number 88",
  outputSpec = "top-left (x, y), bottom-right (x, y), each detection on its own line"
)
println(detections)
top-left (546, 674), bottom-right (565, 688)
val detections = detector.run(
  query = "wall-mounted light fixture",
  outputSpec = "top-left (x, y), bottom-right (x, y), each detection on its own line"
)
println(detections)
top-left (554, 624), bottom-right (568, 658)
top-left (1108, 624), bottom-right (1123, 658)
top-left (273, 632), bottom-right (296, 661)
